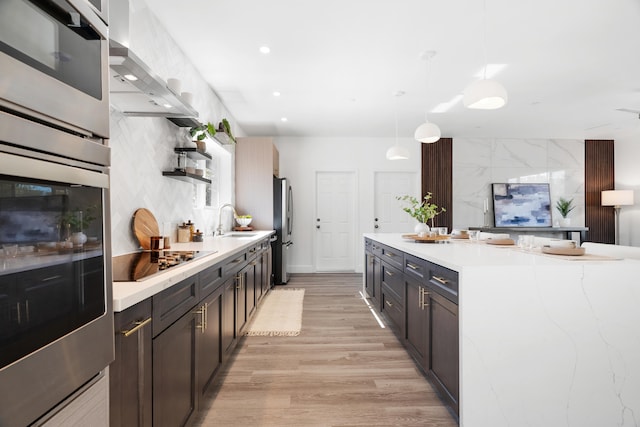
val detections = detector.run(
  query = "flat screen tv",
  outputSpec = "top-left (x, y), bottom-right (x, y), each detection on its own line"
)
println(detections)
top-left (492, 183), bottom-right (552, 227)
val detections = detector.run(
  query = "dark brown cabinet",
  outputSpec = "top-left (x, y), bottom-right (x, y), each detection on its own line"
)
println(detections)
top-left (367, 239), bottom-right (459, 417)
top-left (424, 265), bottom-right (459, 414)
top-left (380, 261), bottom-right (405, 336)
top-left (221, 276), bottom-right (236, 362)
top-left (110, 236), bottom-right (274, 427)
top-left (152, 307), bottom-right (198, 427)
top-left (152, 276), bottom-right (199, 427)
top-left (405, 277), bottom-right (429, 372)
top-left (110, 299), bottom-right (153, 427)
top-left (196, 275), bottom-right (223, 400)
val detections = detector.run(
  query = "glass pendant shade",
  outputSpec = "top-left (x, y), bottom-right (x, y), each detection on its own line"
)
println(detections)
top-left (463, 78), bottom-right (508, 109)
top-left (386, 145), bottom-right (410, 160)
top-left (414, 121), bottom-right (441, 143)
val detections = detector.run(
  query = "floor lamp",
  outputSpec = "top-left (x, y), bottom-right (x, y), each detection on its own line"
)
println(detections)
top-left (601, 190), bottom-right (635, 245)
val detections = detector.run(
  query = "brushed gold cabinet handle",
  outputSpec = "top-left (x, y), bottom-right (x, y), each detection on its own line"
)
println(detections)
top-left (407, 263), bottom-right (419, 270)
top-left (385, 300), bottom-right (393, 308)
top-left (385, 270), bottom-right (393, 277)
top-left (121, 317), bottom-right (152, 337)
top-left (420, 288), bottom-right (430, 310)
top-left (432, 276), bottom-right (449, 285)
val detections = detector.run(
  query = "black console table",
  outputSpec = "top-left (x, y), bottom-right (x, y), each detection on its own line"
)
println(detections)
top-left (468, 226), bottom-right (589, 244)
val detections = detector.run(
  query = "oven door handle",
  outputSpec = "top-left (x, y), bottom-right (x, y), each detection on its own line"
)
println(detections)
top-left (0, 153), bottom-right (109, 189)
top-left (66, 0), bottom-right (108, 39)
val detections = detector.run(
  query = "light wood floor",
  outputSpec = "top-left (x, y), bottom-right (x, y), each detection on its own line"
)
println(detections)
top-left (194, 273), bottom-right (458, 427)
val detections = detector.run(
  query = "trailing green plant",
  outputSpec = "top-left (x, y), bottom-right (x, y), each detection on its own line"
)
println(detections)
top-left (189, 121), bottom-right (216, 141)
top-left (555, 197), bottom-right (575, 218)
top-left (218, 118), bottom-right (236, 143)
top-left (396, 193), bottom-right (446, 226)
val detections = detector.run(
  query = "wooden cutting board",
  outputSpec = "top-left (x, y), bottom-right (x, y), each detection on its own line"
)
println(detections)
top-left (132, 208), bottom-right (160, 250)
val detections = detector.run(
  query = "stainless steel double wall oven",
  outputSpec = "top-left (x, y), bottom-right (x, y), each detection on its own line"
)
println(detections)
top-left (0, 1), bottom-right (113, 425)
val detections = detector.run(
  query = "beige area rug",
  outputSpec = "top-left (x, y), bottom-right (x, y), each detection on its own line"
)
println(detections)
top-left (245, 288), bottom-right (305, 336)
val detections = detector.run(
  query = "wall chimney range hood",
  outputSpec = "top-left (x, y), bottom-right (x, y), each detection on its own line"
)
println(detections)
top-left (108, 0), bottom-right (198, 126)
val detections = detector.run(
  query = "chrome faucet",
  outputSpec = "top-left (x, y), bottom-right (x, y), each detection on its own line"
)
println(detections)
top-left (216, 203), bottom-right (237, 235)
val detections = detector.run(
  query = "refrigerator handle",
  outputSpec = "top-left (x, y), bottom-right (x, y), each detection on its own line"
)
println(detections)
top-left (287, 185), bottom-right (293, 236)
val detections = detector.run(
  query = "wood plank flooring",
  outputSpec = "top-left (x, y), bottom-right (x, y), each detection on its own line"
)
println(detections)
top-left (193, 273), bottom-right (458, 427)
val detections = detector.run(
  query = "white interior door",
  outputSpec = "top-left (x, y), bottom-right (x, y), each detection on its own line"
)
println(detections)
top-left (374, 171), bottom-right (417, 233)
top-left (315, 171), bottom-right (356, 272)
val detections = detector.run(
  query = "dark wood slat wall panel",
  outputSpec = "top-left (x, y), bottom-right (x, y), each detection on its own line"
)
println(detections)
top-left (421, 138), bottom-right (452, 230)
top-left (585, 140), bottom-right (615, 244)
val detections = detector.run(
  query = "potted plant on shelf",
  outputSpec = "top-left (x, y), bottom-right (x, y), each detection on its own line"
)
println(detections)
top-left (189, 121), bottom-right (216, 152)
top-left (397, 193), bottom-right (446, 234)
top-left (555, 197), bottom-right (575, 227)
top-left (216, 118), bottom-right (236, 144)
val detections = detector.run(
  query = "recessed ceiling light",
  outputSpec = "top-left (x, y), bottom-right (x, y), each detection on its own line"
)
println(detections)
top-left (259, 46), bottom-right (271, 54)
top-left (163, 103), bottom-right (172, 108)
top-left (273, 91), bottom-right (281, 97)
top-left (123, 74), bottom-right (138, 81)
top-left (280, 117), bottom-right (288, 122)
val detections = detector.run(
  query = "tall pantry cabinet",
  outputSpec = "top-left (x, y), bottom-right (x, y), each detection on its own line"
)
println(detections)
top-left (235, 137), bottom-right (279, 230)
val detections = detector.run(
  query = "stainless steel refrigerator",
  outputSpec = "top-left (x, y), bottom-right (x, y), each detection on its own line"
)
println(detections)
top-left (273, 177), bottom-right (293, 284)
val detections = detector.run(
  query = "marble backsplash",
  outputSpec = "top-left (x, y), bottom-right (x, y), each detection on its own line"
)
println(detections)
top-left (452, 138), bottom-right (585, 230)
top-left (109, 2), bottom-right (238, 256)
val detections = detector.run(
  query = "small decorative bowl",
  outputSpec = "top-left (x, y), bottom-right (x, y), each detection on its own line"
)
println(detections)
top-left (236, 217), bottom-right (252, 227)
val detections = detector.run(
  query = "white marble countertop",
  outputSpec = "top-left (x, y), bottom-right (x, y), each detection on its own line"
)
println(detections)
top-left (363, 233), bottom-right (637, 272)
top-left (112, 230), bottom-right (274, 312)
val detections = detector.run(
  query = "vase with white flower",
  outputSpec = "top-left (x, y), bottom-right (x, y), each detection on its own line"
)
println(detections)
top-left (397, 193), bottom-right (446, 234)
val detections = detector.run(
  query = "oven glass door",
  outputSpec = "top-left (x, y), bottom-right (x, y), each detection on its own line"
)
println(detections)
top-left (0, 0), bottom-right (103, 99)
top-left (0, 173), bottom-right (106, 369)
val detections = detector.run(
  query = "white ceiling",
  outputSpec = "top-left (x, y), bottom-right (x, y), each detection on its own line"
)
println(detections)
top-left (149, 0), bottom-right (640, 140)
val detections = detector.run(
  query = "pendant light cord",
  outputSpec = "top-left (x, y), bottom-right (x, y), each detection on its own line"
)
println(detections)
top-left (482, 0), bottom-right (488, 79)
top-left (394, 93), bottom-right (399, 146)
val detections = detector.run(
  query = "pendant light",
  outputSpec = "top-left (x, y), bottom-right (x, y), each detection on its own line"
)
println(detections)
top-left (414, 51), bottom-right (441, 144)
top-left (463, 0), bottom-right (508, 110)
top-left (386, 91), bottom-right (409, 160)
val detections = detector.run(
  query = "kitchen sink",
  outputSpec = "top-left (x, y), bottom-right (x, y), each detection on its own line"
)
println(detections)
top-left (222, 232), bottom-right (258, 238)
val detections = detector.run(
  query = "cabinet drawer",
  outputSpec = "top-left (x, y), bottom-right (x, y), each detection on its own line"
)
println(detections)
top-left (152, 276), bottom-right (199, 337)
top-left (223, 252), bottom-right (247, 276)
top-left (246, 244), bottom-right (259, 260)
top-left (379, 243), bottom-right (403, 270)
top-left (199, 262), bottom-right (223, 298)
top-left (382, 287), bottom-right (404, 332)
top-left (427, 263), bottom-right (459, 304)
top-left (404, 253), bottom-right (428, 281)
top-left (381, 262), bottom-right (404, 303)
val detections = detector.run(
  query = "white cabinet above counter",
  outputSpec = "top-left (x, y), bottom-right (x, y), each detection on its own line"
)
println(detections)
top-left (112, 231), bottom-right (274, 312)
top-left (364, 233), bottom-right (640, 427)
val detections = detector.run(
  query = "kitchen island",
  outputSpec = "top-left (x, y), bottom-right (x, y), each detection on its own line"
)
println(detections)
top-left (364, 233), bottom-right (640, 427)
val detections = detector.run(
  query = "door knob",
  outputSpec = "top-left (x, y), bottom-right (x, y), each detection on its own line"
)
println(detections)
top-left (374, 225), bottom-right (379, 229)
top-left (316, 225), bottom-right (320, 229)
top-left (375, 218), bottom-right (379, 221)
top-left (316, 218), bottom-right (320, 221)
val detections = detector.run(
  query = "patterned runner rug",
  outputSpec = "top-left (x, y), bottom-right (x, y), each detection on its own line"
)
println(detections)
top-left (245, 288), bottom-right (305, 336)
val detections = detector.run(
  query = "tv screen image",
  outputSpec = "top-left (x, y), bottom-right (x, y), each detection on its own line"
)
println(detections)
top-left (492, 183), bottom-right (552, 227)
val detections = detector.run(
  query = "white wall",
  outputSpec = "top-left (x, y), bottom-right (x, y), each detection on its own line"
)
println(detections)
top-left (275, 137), bottom-right (421, 274)
top-left (276, 137), bottom-right (591, 274)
